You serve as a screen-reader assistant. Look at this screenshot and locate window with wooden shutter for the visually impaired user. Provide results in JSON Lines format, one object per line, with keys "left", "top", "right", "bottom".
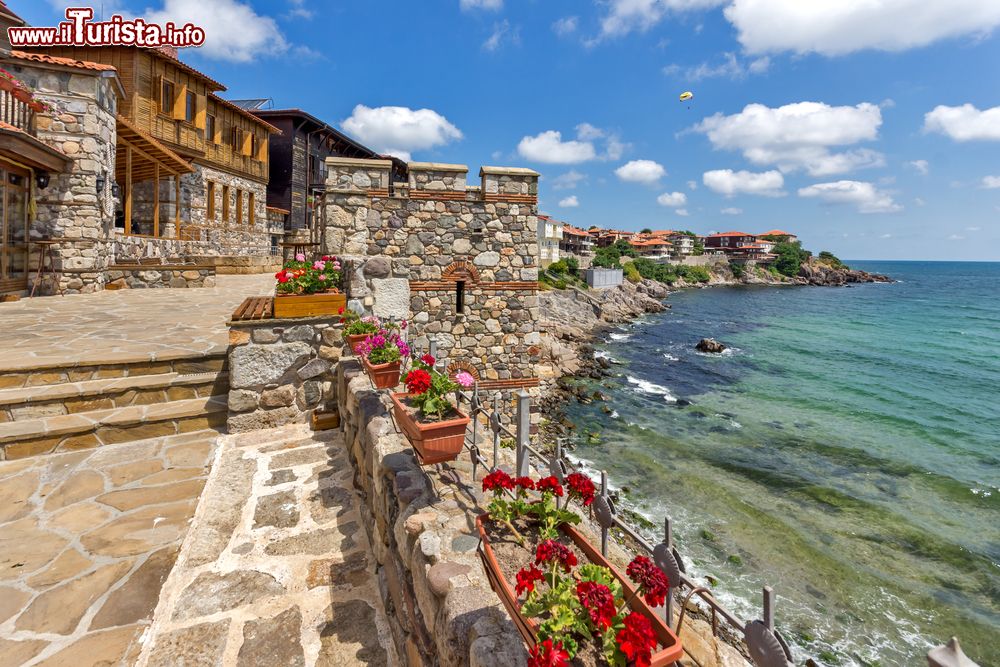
{"left": 222, "top": 185, "right": 230, "bottom": 223}
{"left": 236, "top": 189, "right": 243, "bottom": 225}
{"left": 206, "top": 114, "right": 216, "bottom": 143}
{"left": 257, "top": 133, "right": 268, "bottom": 162}
{"left": 160, "top": 77, "right": 173, "bottom": 115}
{"left": 194, "top": 94, "right": 207, "bottom": 130}
{"left": 185, "top": 91, "right": 196, "bottom": 122}
{"left": 242, "top": 130, "right": 253, "bottom": 157}
{"left": 248, "top": 192, "right": 255, "bottom": 226}
{"left": 172, "top": 83, "right": 187, "bottom": 120}
{"left": 206, "top": 181, "right": 215, "bottom": 220}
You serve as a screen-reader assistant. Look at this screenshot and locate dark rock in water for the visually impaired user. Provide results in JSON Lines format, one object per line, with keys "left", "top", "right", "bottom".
{"left": 675, "top": 399, "right": 692, "bottom": 407}
{"left": 805, "top": 584, "right": 828, "bottom": 600}
{"left": 601, "top": 405, "right": 613, "bottom": 415}
{"left": 696, "top": 338, "right": 727, "bottom": 353}
{"left": 596, "top": 356, "right": 612, "bottom": 369}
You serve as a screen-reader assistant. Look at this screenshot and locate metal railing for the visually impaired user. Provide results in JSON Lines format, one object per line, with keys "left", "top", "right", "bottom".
{"left": 399, "top": 338, "right": 798, "bottom": 667}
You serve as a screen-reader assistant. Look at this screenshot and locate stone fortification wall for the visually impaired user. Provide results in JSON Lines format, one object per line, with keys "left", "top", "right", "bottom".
{"left": 104, "top": 265, "right": 216, "bottom": 290}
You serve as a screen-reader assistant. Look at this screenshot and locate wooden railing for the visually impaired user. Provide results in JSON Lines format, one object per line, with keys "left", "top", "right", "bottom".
{"left": 0, "top": 88, "right": 36, "bottom": 135}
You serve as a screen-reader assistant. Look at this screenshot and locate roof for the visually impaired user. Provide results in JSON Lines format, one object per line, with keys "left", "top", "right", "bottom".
{"left": 630, "top": 239, "right": 670, "bottom": 246}
{"left": 152, "top": 48, "right": 226, "bottom": 92}
{"left": 759, "top": 229, "right": 795, "bottom": 237}
{"left": 0, "top": 0, "right": 23, "bottom": 24}
{"left": 562, "top": 225, "right": 593, "bottom": 238}
{"left": 708, "top": 231, "right": 755, "bottom": 238}
{"left": 116, "top": 114, "right": 194, "bottom": 176}
{"left": 0, "top": 120, "right": 71, "bottom": 172}
{"left": 210, "top": 94, "right": 281, "bottom": 134}
{"left": 230, "top": 98, "right": 272, "bottom": 111}
{"left": 8, "top": 50, "right": 117, "bottom": 73}
{"left": 252, "top": 108, "right": 384, "bottom": 155}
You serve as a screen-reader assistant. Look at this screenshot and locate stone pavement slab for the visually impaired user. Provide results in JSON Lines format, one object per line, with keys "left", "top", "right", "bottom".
{"left": 138, "top": 424, "right": 397, "bottom": 667}
{"left": 0, "top": 274, "right": 273, "bottom": 373}
{"left": 0, "top": 430, "right": 219, "bottom": 666}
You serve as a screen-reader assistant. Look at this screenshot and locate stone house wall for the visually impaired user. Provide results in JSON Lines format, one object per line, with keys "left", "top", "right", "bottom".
{"left": 17, "top": 63, "right": 119, "bottom": 295}
{"left": 322, "top": 159, "right": 542, "bottom": 414}
{"left": 105, "top": 265, "right": 216, "bottom": 290}
{"left": 226, "top": 317, "right": 342, "bottom": 434}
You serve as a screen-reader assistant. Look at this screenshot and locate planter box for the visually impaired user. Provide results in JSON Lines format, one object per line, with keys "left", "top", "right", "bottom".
{"left": 345, "top": 333, "right": 370, "bottom": 354}
{"left": 362, "top": 357, "right": 401, "bottom": 390}
{"left": 476, "top": 515, "right": 684, "bottom": 666}
{"left": 390, "top": 392, "right": 470, "bottom": 465}
{"left": 312, "top": 410, "right": 340, "bottom": 431}
{"left": 273, "top": 292, "right": 346, "bottom": 319}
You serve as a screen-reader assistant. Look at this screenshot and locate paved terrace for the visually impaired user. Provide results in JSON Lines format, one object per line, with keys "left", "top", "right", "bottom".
{"left": 0, "top": 274, "right": 273, "bottom": 373}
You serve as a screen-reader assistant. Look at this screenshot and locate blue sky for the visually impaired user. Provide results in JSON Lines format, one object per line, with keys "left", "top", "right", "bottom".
{"left": 21, "top": 1, "right": 1000, "bottom": 260}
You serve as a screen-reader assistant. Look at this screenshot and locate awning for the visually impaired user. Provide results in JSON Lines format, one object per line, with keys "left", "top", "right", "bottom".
{"left": 115, "top": 114, "right": 193, "bottom": 183}
{"left": 0, "top": 121, "right": 70, "bottom": 173}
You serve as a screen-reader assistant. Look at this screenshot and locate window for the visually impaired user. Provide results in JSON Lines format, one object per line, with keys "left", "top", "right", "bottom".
{"left": 206, "top": 114, "right": 216, "bottom": 143}
{"left": 206, "top": 181, "right": 215, "bottom": 221}
{"left": 185, "top": 91, "right": 196, "bottom": 122}
{"left": 235, "top": 189, "right": 243, "bottom": 225}
{"left": 222, "top": 185, "right": 230, "bottom": 223}
{"left": 161, "top": 80, "right": 174, "bottom": 114}
{"left": 248, "top": 192, "right": 255, "bottom": 227}
{"left": 250, "top": 134, "right": 257, "bottom": 158}
{"left": 230, "top": 126, "right": 242, "bottom": 153}
{"left": 456, "top": 281, "right": 465, "bottom": 314}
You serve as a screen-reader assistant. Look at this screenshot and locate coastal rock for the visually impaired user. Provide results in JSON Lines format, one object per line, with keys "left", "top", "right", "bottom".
{"left": 798, "top": 258, "right": 891, "bottom": 286}
{"left": 696, "top": 338, "right": 727, "bottom": 354}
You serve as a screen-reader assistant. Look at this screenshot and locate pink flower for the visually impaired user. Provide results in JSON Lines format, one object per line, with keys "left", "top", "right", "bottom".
{"left": 318, "top": 274, "right": 327, "bottom": 281}
{"left": 295, "top": 253, "right": 305, "bottom": 262}
{"left": 455, "top": 372, "right": 475, "bottom": 388}
{"left": 313, "top": 260, "right": 326, "bottom": 271}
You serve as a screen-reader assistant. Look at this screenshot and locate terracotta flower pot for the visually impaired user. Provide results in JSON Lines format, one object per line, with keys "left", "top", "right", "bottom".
{"left": 362, "top": 357, "right": 401, "bottom": 389}
{"left": 390, "top": 392, "right": 470, "bottom": 465}
{"left": 476, "top": 515, "right": 684, "bottom": 666}
{"left": 272, "top": 292, "right": 345, "bottom": 319}
{"left": 345, "top": 333, "right": 369, "bottom": 354}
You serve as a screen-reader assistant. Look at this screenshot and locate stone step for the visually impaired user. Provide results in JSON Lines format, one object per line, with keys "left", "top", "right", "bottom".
{"left": 0, "top": 371, "right": 227, "bottom": 422}
{"left": 0, "top": 351, "right": 228, "bottom": 391}
{"left": 0, "top": 395, "right": 229, "bottom": 461}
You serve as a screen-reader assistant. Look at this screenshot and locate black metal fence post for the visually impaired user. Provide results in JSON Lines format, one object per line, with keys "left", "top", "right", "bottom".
{"left": 515, "top": 390, "right": 531, "bottom": 477}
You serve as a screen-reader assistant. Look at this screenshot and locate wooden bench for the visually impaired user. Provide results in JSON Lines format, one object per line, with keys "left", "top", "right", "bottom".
{"left": 231, "top": 296, "right": 274, "bottom": 322}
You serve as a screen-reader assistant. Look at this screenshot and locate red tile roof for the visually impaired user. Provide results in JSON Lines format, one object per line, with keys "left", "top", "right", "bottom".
{"left": 562, "top": 225, "right": 593, "bottom": 238}
{"left": 708, "top": 231, "right": 754, "bottom": 237}
{"left": 759, "top": 229, "right": 795, "bottom": 237}
{"left": 8, "top": 50, "right": 117, "bottom": 72}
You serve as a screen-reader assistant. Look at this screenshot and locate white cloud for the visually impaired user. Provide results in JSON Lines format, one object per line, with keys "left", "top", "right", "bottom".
{"left": 553, "top": 16, "right": 578, "bottom": 36}
{"left": 693, "top": 101, "right": 884, "bottom": 176}
{"left": 724, "top": 0, "right": 1000, "bottom": 56}
{"left": 925, "top": 105, "right": 1000, "bottom": 142}
{"left": 703, "top": 169, "right": 785, "bottom": 197}
{"left": 483, "top": 20, "right": 519, "bottom": 51}
{"left": 143, "top": 0, "right": 288, "bottom": 62}
{"left": 967, "top": 226, "right": 981, "bottom": 232}
{"left": 342, "top": 105, "right": 462, "bottom": 160}
{"left": 798, "top": 180, "right": 902, "bottom": 214}
{"left": 914, "top": 197, "right": 926, "bottom": 206}
{"left": 720, "top": 207, "right": 743, "bottom": 215}
{"left": 686, "top": 180, "right": 698, "bottom": 190}
{"left": 657, "top": 191, "right": 687, "bottom": 207}
{"left": 948, "top": 234, "right": 965, "bottom": 241}
{"left": 576, "top": 123, "right": 605, "bottom": 140}
{"left": 604, "top": 136, "right": 627, "bottom": 161}
{"left": 460, "top": 0, "right": 502, "bottom": 10}
{"left": 551, "top": 170, "right": 587, "bottom": 190}
{"left": 558, "top": 196, "right": 580, "bottom": 208}
{"left": 665, "top": 52, "right": 769, "bottom": 81}
{"left": 518, "top": 131, "right": 597, "bottom": 164}
{"left": 675, "top": 209, "right": 690, "bottom": 217}
{"left": 616, "top": 159, "right": 667, "bottom": 184}
{"left": 598, "top": 0, "right": 727, "bottom": 39}
{"left": 906, "top": 159, "right": 929, "bottom": 175}
{"left": 880, "top": 233, "right": 892, "bottom": 239}
{"left": 286, "top": 0, "right": 312, "bottom": 19}
{"left": 981, "top": 176, "right": 1000, "bottom": 189}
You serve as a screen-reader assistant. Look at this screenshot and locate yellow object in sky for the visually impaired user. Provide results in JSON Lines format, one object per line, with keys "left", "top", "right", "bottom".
{"left": 679, "top": 91, "right": 693, "bottom": 102}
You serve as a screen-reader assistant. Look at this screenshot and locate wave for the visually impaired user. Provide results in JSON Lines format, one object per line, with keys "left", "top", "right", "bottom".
{"left": 609, "top": 332, "right": 632, "bottom": 342}
{"left": 663, "top": 353, "right": 679, "bottom": 362}
{"left": 626, "top": 376, "right": 678, "bottom": 403}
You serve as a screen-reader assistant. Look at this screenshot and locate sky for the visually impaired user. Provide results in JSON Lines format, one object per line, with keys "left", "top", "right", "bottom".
{"left": 19, "top": 0, "right": 1000, "bottom": 260}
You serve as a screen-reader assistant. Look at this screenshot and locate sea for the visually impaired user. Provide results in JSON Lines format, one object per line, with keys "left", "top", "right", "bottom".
{"left": 561, "top": 261, "right": 1000, "bottom": 666}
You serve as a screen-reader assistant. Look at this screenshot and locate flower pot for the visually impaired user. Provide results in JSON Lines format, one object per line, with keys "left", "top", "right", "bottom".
{"left": 12, "top": 88, "right": 31, "bottom": 103}
{"left": 272, "top": 292, "right": 346, "bottom": 319}
{"left": 362, "top": 357, "right": 401, "bottom": 389}
{"left": 390, "top": 392, "right": 470, "bottom": 465}
{"left": 345, "top": 333, "right": 369, "bottom": 354}
{"left": 475, "top": 515, "right": 684, "bottom": 666}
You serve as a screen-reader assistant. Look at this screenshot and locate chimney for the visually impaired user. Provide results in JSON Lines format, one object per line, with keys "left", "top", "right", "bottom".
{"left": 155, "top": 45, "right": 179, "bottom": 60}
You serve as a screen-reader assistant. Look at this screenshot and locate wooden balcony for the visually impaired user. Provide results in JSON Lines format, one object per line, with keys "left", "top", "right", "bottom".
{"left": 0, "top": 87, "right": 36, "bottom": 136}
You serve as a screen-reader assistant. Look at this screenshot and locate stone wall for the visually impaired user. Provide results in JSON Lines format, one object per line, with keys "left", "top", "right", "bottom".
{"left": 104, "top": 265, "right": 216, "bottom": 290}
{"left": 226, "top": 317, "right": 342, "bottom": 433}
{"left": 322, "top": 159, "right": 542, "bottom": 406}
{"left": 336, "top": 357, "right": 527, "bottom": 667}
{"left": 19, "top": 63, "right": 119, "bottom": 295}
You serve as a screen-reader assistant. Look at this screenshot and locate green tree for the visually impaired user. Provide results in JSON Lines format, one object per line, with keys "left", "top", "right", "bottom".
{"left": 772, "top": 241, "right": 811, "bottom": 277}
{"left": 640, "top": 228, "right": 652, "bottom": 234}
{"left": 623, "top": 262, "right": 641, "bottom": 283}
{"left": 817, "top": 251, "right": 847, "bottom": 269}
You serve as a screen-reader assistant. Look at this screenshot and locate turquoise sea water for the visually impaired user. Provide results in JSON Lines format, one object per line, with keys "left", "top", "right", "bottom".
{"left": 562, "top": 261, "right": 999, "bottom": 666}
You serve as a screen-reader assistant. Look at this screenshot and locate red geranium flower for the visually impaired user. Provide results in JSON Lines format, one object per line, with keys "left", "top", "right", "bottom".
{"left": 404, "top": 368, "right": 432, "bottom": 395}
{"left": 338, "top": 306, "right": 345, "bottom": 315}
{"left": 536, "top": 476, "right": 564, "bottom": 497}
{"left": 420, "top": 354, "right": 436, "bottom": 367}
{"left": 565, "top": 472, "right": 596, "bottom": 507}
{"left": 626, "top": 556, "right": 670, "bottom": 608}
{"left": 516, "top": 565, "right": 544, "bottom": 596}
{"left": 275, "top": 270, "right": 290, "bottom": 283}
{"left": 617, "top": 612, "right": 657, "bottom": 667}
{"left": 535, "top": 539, "right": 577, "bottom": 572}
{"left": 482, "top": 469, "right": 514, "bottom": 493}
{"left": 576, "top": 581, "right": 617, "bottom": 631}
{"left": 514, "top": 476, "right": 536, "bottom": 491}
{"left": 528, "top": 638, "right": 569, "bottom": 667}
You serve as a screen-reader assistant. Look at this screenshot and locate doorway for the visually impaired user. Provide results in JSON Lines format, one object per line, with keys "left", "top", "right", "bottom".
{"left": 0, "top": 162, "right": 29, "bottom": 294}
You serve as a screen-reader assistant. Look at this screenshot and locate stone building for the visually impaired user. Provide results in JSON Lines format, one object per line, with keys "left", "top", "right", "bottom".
{"left": 321, "top": 158, "right": 542, "bottom": 407}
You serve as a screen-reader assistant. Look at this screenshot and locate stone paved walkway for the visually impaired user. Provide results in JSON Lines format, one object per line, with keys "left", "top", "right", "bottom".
{"left": 0, "top": 274, "right": 273, "bottom": 372}
{"left": 138, "top": 424, "right": 396, "bottom": 667}
{"left": 0, "top": 430, "right": 218, "bottom": 666}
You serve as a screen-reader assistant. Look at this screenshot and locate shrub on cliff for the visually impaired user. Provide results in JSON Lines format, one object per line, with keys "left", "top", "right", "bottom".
{"left": 773, "top": 241, "right": 812, "bottom": 277}
{"left": 678, "top": 265, "right": 710, "bottom": 283}
{"left": 624, "top": 262, "right": 641, "bottom": 283}
{"left": 817, "top": 251, "right": 847, "bottom": 269}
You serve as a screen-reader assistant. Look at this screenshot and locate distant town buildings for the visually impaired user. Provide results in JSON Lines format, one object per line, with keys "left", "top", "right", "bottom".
{"left": 537, "top": 214, "right": 563, "bottom": 268}
{"left": 559, "top": 224, "right": 595, "bottom": 256}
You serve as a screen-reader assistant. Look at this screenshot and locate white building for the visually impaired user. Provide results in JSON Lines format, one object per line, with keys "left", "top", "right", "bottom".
{"left": 669, "top": 233, "right": 695, "bottom": 258}
{"left": 537, "top": 214, "right": 563, "bottom": 268}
